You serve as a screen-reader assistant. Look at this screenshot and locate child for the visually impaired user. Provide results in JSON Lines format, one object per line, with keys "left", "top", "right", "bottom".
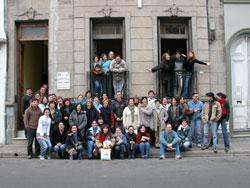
{"left": 91, "top": 64, "right": 104, "bottom": 95}
{"left": 177, "top": 119, "right": 192, "bottom": 151}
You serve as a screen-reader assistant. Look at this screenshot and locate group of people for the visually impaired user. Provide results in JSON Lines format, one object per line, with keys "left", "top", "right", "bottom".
{"left": 22, "top": 82, "right": 230, "bottom": 160}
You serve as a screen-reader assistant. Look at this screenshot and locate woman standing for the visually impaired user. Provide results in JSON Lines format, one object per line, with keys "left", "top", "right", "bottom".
{"left": 101, "top": 53, "right": 112, "bottom": 98}
{"left": 123, "top": 98, "right": 140, "bottom": 133}
{"left": 36, "top": 108, "right": 52, "bottom": 160}
{"left": 60, "top": 98, "right": 74, "bottom": 130}
{"left": 182, "top": 51, "right": 210, "bottom": 98}
{"left": 99, "top": 99, "right": 114, "bottom": 131}
{"left": 69, "top": 103, "right": 88, "bottom": 138}
{"left": 66, "top": 125, "right": 84, "bottom": 160}
{"left": 136, "top": 125, "right": 151, "bottom": 159}
{"left": 168, "top": 97, "right": 185, "bottom": 131}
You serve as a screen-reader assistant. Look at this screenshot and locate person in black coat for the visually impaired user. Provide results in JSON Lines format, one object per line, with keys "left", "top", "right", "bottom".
{"left": 147, "top": 52, "right": 175, "bottom": 97}
{"left": 60, "top": 98, "right": 74, "bottom": 130}
{"left": 83, "top": 100, "right": 98, "bottom": 130}
{"left": 99, "top": 99, "right": 114, "bottom": 131}
{"left": 21, "top": 88, "right": 33, "bottom": 137}
{"left": 112, "top": 91, "right": 127, "bottom": 133}
{"left": 168, "top": 97, "right": 185, "bottom": 131}
{"left": 125, "top": 125, "right": 138, "bottom": 159}
{"left": 54, "top": 122, "right": 67, "bottom": 159}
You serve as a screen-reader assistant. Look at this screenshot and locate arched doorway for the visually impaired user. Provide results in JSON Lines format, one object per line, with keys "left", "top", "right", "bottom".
{"left": 230, "top": 35, "right": 250, "bottom": 130}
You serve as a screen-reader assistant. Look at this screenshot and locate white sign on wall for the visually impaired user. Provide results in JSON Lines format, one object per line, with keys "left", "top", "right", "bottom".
{"left": 57, "top": 72, "right": 70, "bottom": 90}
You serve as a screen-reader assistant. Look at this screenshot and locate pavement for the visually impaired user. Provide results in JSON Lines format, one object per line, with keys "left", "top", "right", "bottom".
{"left": 0, "top": 138, "right": 249, "bottom": 159}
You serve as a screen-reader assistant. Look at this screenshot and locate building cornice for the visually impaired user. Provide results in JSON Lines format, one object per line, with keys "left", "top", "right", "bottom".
{"left": 224, "top": 0, "right": 250, "bottom": 4}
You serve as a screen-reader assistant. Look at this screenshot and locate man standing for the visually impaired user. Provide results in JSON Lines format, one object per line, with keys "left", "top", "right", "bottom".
{"left": 216, "top": 92, "right": 230, "bottom": 152}
{"left": 24, "top": 98, "right": 42, "bottom": 159}
{"left": 112, "top": 91, "right": 127, "bottom": 133}
{"left": 21, "top": 88, "right": 33, "bottom": 137}
{"left": 159, "top": 124, "right": 182, "bottom": 159}
{"left": 187, "top": 93, "right": 203, "bottom": 148}
{"left": 110, "top": 55, "right": 127, "bottom": 97}
{"left": 201, "top": 92, "right": 222, "bottom": 153}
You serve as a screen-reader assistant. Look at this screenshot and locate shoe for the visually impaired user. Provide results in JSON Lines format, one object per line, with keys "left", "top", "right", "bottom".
{"left": 40, "top": 156, "right": 45, "bottom": 160}
{"left": 201, "top": 145, "right": 208, "bottom": 150}
{"left": 175, "top": 155, "right": 182, "bottom": 159}
{"left": 28, "top": 155, "right": 32, "bottom": 159}
{"left": 131, "top": 155, "right": 135, "bottom": 159}
{"left": 213, "top": 147, "right": 218, "bottom": 153}
{"left": 189, "top": 143, "right": 193, "bottom": 148}
{"left": 159, "top": 155, "right": 165, "bottom": 160}
{"left": 197, "top": 144, "right": 201, "bottom": 148}
{"left": 88, "top": 157, "right": 92, "bottom": 160}
{"left": 47, "top": 156, "right": 51, "bottom": 160}
{"left": 225, "top": 148, "right": 229, "bottom": 152}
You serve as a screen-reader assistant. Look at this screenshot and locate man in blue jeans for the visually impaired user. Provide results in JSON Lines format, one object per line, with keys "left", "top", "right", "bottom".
{"left": 201, "top": 92, "right": 222, "bottom": 153}
{"left": 187, "top": 93, "right": 203, "bottom": 148}
{"left": 160, "top": 124, "right": 182, "bottom": 159}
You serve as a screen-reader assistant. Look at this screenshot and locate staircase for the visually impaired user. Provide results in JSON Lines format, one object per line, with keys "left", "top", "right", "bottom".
{"left": 12, "top": 130, "right": 27, "bottom": 145}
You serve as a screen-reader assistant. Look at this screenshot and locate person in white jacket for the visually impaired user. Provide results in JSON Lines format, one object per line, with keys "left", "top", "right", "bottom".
{"left": 36, "top": 108, "right": 52, "bottom": 160}
{"left": 123, "top": 98, "right": 140, "bottom": 134}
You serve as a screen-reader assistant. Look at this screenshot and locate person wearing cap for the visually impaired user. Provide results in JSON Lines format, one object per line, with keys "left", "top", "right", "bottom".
{"left": 201, "top": 92, "right": 222, "bottom": 153}
{"left": 216, "top": 92, "right": 230, "bottom": 152}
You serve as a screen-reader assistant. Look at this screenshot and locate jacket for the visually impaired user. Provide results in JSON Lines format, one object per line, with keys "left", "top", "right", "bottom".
{"left": 61, "top": 105, "right": 74, "bottom": 129}
{"left": 136, "top": 132, "right": 151, "bottom": 144}
{"left": 99, "top": 106, "right": 115, "bottom": 128}
{"left": 86, "top": 127, "right": 101, "bottom": 141}
{"left": 160, "top": 130, "right": 181, "bottom": 146}
{"left": 151, "top": 59, "right": 175, "bottom": 78}
{"left": 123, "top": 106, "right": 140, "bottom": 130}
{"left": 21, "top": 94, "right": 33, "bottom": 115}
{"left": 138, "top": 104, "right": 158, "bottom": 131}
{"left": 69, "top": 110, "right": 88, "bottom": 136}
{"left": 202, "top": 100, "right": 222, "bottom": 123}
{"left": 167, "top": 105, "right": 185, "bottom": 130}
{"left": 110, "top": 59, "right": 127, "bottom": 80}
{"left": 91, "top": 68, "right": 104, "bottom": 81}
{"left": 114, "top": 134, "right": 127, "bottom": 146}
{"left": 219, "top": 99, "right": 230, "bottom": 121}
{"left": 84, "top": 106, "right": 98, "bottom": 129}
{"left": 51, "top": 108, "right": 63, "bottom": 130}
{"left": 37, "top": 115, "right": 51, "bottom": 136}
{"left": 54, "top": 129, "right": 67, "bottom": 144}
{"left": 177, "top": 125, "right": 192, "bottom": 142}
{"left": 24, "top": 106, "right": 42, "bottom": 129}
{"left": 183, "top": 58, "right": 207, "bottom": 72}
{"left": 112, "top": 99, "right": 127, "bottom": 119}
{"left": 155, "top": 107, "right": 169, "bottom": 130}
{"left": 66, "top": 133, "right": 83, "bottom": 151}
{"left": 125, "top": 132, "right": 137, "bottom": 143}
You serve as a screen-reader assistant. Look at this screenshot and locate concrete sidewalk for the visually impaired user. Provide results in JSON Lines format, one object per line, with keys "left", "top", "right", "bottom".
{"left": 0, "top": 140, "right": 249, "bottom": 159}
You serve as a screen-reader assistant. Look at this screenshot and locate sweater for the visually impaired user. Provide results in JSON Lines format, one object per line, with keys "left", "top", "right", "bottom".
{"left": 160, "top": 130, "right": 181, "bottom": 146}
{"left": 136, "top": 132, "right": 151, "bottom": 144}
{"left": 37, "top": 115, "right": 51, "bottom": 136}
{"left": 99, "top": 106, "right": 114, "bottom": 127}
{"left": 24, "top": 106, "right": 42, "bottom": 129}
{"left": 183, "top": 59, "right": 207, "bottom": 72}
{"left": 177, "top": 125, "right": 192, "bottom": 142}
{"left": 110, "top": 59, "right": 127, "bottom": 80}
{"left": 101, "top": 59, "right": 111, "bottom": 73}
{"left": 123, "top": 106, "right": 140, "bottom": 130}
{"left": 138, "top": 104, "right": 158, "bottom": 130}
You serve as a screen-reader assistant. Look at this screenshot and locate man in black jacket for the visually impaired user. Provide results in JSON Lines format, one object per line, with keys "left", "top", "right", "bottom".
{"left": 112, "top": 91, "right": 127, "bottom": 133}
{"left": 21, "top": 88, "right": 33, "bottom": 138}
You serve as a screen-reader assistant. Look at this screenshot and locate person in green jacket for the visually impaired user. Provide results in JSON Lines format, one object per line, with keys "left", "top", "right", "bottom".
{"left": 160, "top": 123, "right": 182, "bottom": 160}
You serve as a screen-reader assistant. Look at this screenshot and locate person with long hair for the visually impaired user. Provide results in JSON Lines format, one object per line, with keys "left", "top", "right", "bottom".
{"left": 136, "top": 125, "right": 151, "bottom": 159}
{"left": 36, "top": 108, "right": 52, "bottom": 160}
{"left": 182, "top": 51, "right": 210, "bottom": 98}
{"left": 66, "top": 125, "right": 84, "bottom": 160}
{"left": 96, "top": 124, "right": 115, "bottom": 158}
{"left": 83, "top": 90, "right": 93, "bottom": 105}
{"left": 113, "top": 127, "right": 127, "bottom": 159}
{"left": 61, "top": 98, "right": 74, "bottom": 130}
{"left": 167, "top": 97, "right": 185, "bottom": 131}
{"left": 38, "top": 96, "right": 48, "bottom": 113}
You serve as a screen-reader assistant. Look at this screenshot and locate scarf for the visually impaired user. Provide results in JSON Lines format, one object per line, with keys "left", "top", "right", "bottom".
{"left": 219, "top": 98, "right": 226, "bottom": 116}
{"left": 128, "top": 105, "right": 135, "bottom": 122}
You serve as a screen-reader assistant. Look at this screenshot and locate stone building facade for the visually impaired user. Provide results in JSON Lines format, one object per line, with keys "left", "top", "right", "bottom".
{"left": 6, "top": 0, "right": 226, "bottom": 143}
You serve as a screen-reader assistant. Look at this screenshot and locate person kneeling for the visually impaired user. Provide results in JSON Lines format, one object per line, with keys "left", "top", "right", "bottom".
{"left": 160, "top": 124, "right": 182, "bottom": 160}
{"left": 125, "top": 126, "right": 138, "bottom": 159}
{"left": 66, "top": 125, "right": 84, "bottom": 160}
{"left": 113, "top": 127, "right": 127, "bottom": 160}
{"left": 86, "top": 120, "right": 101, "bottom": 159}
{"left": 177, "top": 119, "right": 192, "bottom": 151}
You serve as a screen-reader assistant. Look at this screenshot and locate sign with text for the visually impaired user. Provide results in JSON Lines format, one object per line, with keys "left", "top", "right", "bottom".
{"left": 57, "top": 72, "right": 70, "bottom": 90}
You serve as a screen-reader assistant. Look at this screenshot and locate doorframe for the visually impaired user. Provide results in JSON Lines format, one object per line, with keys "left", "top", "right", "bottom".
{"left": 226, "top": 28, "right": 250, "bottom": 134}
{"left": 16, "top": 22, "right": 48, "bottom": 131}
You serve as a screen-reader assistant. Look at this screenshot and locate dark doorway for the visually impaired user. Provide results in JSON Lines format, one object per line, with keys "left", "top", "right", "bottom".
{"left": 161, "top": 39, "right": 187, "bottom": 57}
{"left": 94, "top": 39, "right": 123, "bottom": 59}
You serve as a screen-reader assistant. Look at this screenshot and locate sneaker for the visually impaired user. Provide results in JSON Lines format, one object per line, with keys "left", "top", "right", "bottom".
{"left": 40, "top": 156, "right": 45, "bottom": 160}
{"left": 159, "top": 155, "right": 165, "bottom": 160}
{"left": 175, "top": 155, "right": 182, "bottom": 159}
{"left": 213, "top": 147, "right": 218, "bottom": 153}
{"left": 201, "top": 145, "right": 208, "bottom": 150}
{"left": 225, "top": 148, "right": 229, "bottom": 152}
{"left": 47, "top": 156, "right": 51, "bottom": 160}
{"left": 197, "top": 144, "right": 201, "bottom": 148}
{"left": 27, "top": 155, "right": 32, "bottom": 159}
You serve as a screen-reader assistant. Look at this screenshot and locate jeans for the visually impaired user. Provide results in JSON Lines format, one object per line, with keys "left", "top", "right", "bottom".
{"left": 27, "top": 128, "right": 40, "bottom": 157}
{"left": 87, "top": 141, "right": 97, "bottom": 158}
{"left": 115, "top": 121, "right": 125, "bottom": 134}
{"left": 126, "top": 143, "right": 138, "bottom": 158}
{"left": 139, "top": 142, "right": 150, "bottom": 158}
{"left": 182, "top": 141, "right": 191, "bottom": 151}
{"left": 113, "top": 144, "right": 125, "bottom": 159}
{"left": 94, "top": 80, "right": 103, "bottom": 95}
{"left": 182, "top": 72, "right": 192, "bottom": 99}
{"left": 113, "top": 79, "right": 125, "bottom": 97}
{"left": 204, "top": 121, "right": 218, "bottom": 148}
{"left": 160, "top": 143, "right": 180, "bottom": 156}
{"left": 174, "top": 72, "right": 183, "bottom": 96}
{"left": 190, "top": 119, "right": 202, "bottom": 144}
{"left": 68, "top": 145, "right": 83, "bottom": 160}
{"left": 54, "top": 144, "right": 66, "bottom": 158}
{"left": 36, "top": 133, "right": 52, "bottom": 157}
{"left": 218, "top": 117, "right": 230, "bottom": 150}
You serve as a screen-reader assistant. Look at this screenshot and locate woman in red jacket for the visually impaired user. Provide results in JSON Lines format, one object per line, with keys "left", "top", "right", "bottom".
{"left": 136, "top": 125, "right": 151, "bottom": 159}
